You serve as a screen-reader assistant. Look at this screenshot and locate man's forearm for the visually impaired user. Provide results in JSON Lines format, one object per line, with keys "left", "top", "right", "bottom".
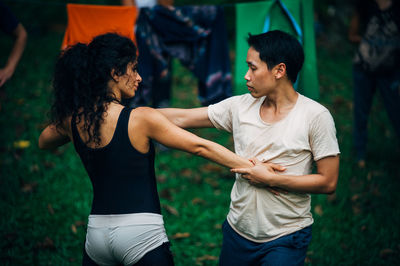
{"left": 267, "top": 173, "right": 337, "bottom": 194}
{"left": 6, "top": 24, "right": 27, "bottom": 71}
{"left": 232, "top": 156, "right": 339, "bottom": 194}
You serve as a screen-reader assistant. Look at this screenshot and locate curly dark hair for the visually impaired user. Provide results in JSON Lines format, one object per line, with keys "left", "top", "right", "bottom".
{"left": 50, "top": 33, "right": 137, "bottom": 146}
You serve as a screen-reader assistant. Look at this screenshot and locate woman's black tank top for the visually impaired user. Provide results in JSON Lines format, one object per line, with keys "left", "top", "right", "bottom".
{"left": 71, "top": 107, "right": 161, "bottom": 215}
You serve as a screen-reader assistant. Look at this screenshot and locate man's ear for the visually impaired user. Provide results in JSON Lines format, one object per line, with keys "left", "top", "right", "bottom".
{"left": 274, "top": 63, "right": 287, "bottom": 79}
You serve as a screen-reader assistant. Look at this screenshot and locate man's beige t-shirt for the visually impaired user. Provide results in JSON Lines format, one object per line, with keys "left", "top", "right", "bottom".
{"left": 208, "top": 93, "right": 340, "bottom": 242}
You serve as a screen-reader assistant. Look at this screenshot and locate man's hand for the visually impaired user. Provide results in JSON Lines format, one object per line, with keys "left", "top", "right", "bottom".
{"left": 0, "top": 67, "right": 14, "bottom": 87}
{"left": 231, "top": 158, "right": 287, "bottom": 195}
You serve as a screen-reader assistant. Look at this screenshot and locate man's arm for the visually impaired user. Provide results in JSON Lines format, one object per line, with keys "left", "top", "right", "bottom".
{"left": 348, "top": 9, "right": 361, "bottom": 43}
{"left": 158, "top": 107, "right": 214, "bottom": 128}
{"left": 232, "top": 156, "right": 339, "bottom": 194}
{"left": 0, "top": 23, "right": 27, "bottom": 87}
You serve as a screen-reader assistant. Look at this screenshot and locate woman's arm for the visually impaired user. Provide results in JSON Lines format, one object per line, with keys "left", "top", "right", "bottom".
{"left": 158, "top": 107, "right": 213, "bottom": 129}
{"left": 38, "top": 124, "right": 70, "bottom": 150}
{"left": 134, "top": 107, "right": 252, "bottom": 169}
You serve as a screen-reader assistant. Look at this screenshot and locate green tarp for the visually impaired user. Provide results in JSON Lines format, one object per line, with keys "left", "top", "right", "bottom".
{"left": 235, "top": 0, "right": 319, "bottom": 99}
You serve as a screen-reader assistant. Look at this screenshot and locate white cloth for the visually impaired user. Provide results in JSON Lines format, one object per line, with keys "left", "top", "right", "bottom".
{"left": 85, "top": 213, "right": 169, "bottom": 265}
{"left": 208, "top": 93, "right": 340, "bottom": 242}
{"left": 135, "top": 0, "right": 157, "bottom": 8}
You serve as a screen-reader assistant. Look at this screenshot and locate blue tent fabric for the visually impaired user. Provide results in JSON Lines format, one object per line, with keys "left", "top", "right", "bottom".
{"left": 235, "top": 0, "right": 319, "bottom": 99}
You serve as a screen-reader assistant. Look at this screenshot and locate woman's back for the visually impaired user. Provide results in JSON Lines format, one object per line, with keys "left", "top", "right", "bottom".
{"left": 71, "top": 105, "right": 161, "bottom": 215}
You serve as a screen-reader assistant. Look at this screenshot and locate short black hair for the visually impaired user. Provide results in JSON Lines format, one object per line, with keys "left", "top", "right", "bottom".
{"left": 247, "top": 30, "right": 304, "bottom": 83}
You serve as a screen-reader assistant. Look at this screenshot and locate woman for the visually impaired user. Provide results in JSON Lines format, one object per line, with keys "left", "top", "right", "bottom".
{"left": 38, "top": 33, "right": 252, "bottom": 265}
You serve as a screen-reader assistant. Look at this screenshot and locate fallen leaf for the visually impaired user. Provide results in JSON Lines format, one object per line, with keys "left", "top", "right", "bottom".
{"left": 352, "top": 205, "right": 361, "bottom": 215}
{"left": 180, "top": 169, "right": 193, "bottom": 178}
{"left": 351, "top": 194, "right": 360, "bottom": 202}
{"left": 214, "top": 223, "right": 222, "bottom": 230}
{"left": 13, "top": 140, "right": 30, "bottom": 149}
{"left": 35, "top": 237, "right": 55, "bottom": 250}
{"left": 51, "top": 148, "right": 64, "bottom": 156}
{"left": 304, "top": 257, "right": 312, "bottom": 263}
{"left": 206, "top": 242, "right": 217, "bottom": 248}
{"left": 192, "top": 175, "right": 202, "bottom": 184}
{"left": 71, "top": 224, "right": 77, "bottom": 234}
{"left": 196, "top": 255, "right": 218, "bottom": 263}
{"left": 75, "top": 221, "right": 86, "bottom": 227}
{"left": 327, "top": 193, "right": 337, "bottom": 203}
{"left": 379, "top": 248, "right": 394, "bottom": 258}
{"left": 161, "top": 204, "right": 179, "bottom": 216}
{"left": 370, "top": 187, "right": 381, "bottom": 197}
{"left": 314, "top": 205, "right": 323, "bottom": 216}
{"left": 21, "top": 181, "right": 38, "bottom": 193}
{"left": 202, "top": 164, "right": 224, "bottom": 173}
{"left": 171, "top": 232, "right": 190, "bottom": 239}
{"left": 341, "top": 243, "right": 349, "bottom": 250}
{"left": 29, "top": 164, "right": 39, "bottom": 173}
{"left": 157, "top": 174, "right": 167, "bottom": 183}
{"left": 17, "top": 98, "right": 25, "bottom": 105}
{"left": 160, "top": 189, "right": 173, "bottom": 201}
{"left": 205, "top": 178, "right": 219, "bottom": 188}
{"left": 367, "top": 172, "right": 372, "bottom": 181}
{"left": 47, "top": 204, "right": 55, "bottom": 215}
{"left": 191, "top": 197, "right": 205, "bottom": 205}
{"left": 43, "top": 161, "right": 55, "bottom": 169}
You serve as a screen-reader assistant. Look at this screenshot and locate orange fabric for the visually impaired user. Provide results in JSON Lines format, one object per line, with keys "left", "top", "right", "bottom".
{"left": 62, "top": 4, "right": 138, "bottom": 50}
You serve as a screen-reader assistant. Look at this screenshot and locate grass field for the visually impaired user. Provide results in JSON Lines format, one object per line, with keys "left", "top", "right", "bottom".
{"left": 1, "top": 1, "right": 400, "bottom": 265}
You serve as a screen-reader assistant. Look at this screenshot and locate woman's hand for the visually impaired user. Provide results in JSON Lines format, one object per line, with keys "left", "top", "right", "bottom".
{"left": 231, "top": 158, "right": 287, "bottom": 195}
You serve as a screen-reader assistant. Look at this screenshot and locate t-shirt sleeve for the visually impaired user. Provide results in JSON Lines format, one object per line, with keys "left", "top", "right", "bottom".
{"left": 0, "top": 2, "right": 19, "bottom": 35}
{"left": 309, "top": 110, "right": 340, "bottom": 161}
{"left": 208, "top": 96, "right": 237, "bottom": 133}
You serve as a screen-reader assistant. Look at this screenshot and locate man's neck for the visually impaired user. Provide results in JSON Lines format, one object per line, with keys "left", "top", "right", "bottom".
{"left": 263, "top": 82, "right": 297, "bottom": 109}
{"left": 259, "top": 82, "right": 298, "bottom": 123}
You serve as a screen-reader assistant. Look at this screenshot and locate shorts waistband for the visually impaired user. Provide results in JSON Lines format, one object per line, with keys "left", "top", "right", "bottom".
{"left": 88, "top": 212, "right": 164, "bottom": 228}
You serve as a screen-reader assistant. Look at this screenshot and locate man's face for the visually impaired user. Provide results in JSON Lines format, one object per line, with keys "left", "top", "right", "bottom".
{"left": 244, "top": 46, "right": 276, "bottom": 98}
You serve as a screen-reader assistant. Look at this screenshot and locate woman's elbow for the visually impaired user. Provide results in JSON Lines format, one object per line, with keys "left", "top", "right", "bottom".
{"left": 38, "top": 135, "right": 49, "bottom": 150}
{"left": 190, "top": 142, "right": 211, "bottom": 158}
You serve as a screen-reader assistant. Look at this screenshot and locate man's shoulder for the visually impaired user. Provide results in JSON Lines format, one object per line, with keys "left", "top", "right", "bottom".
{"left": 213, "top": 93, "right": 258, "bottom": 107}
{"left": 298, "top": 94, "right": 330, "bottom": 115}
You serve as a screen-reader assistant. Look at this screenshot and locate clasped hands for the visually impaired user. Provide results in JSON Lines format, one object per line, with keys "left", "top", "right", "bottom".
{"left": 231, "top": 158, "right": 287, "bottom": 195}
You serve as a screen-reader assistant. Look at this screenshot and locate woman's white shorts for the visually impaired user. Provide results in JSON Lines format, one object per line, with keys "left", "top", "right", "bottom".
{"left": 85, "top": 212, "right": 169, "bottom": 266}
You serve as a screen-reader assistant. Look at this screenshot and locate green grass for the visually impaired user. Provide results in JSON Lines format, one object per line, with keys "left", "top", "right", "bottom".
{"left": 1, "top": 2, "right": 400, "bottom": 265}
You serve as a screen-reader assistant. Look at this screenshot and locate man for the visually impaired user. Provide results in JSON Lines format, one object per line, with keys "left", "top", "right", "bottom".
{"left": 160, "top": 30, "right": 340, "bottom": 265}
{"left": 0, "top": 1, "right": 27, "bottom": 87}
{"left": 348, "top": 0, "right": 400, "bottom": 168}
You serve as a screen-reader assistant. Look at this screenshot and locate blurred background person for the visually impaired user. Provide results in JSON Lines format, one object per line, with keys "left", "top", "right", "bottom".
{"left": 122, "top": 0, "right": 174, "bottom": 9}
{"left": 348, "top": 0, "right": 400, "bottom": 168}
{"left": 0, "top": 1, "right": 27, "bottom": 87}
{"left": 122, "top": 0, "right": 174, "bottom": 109}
